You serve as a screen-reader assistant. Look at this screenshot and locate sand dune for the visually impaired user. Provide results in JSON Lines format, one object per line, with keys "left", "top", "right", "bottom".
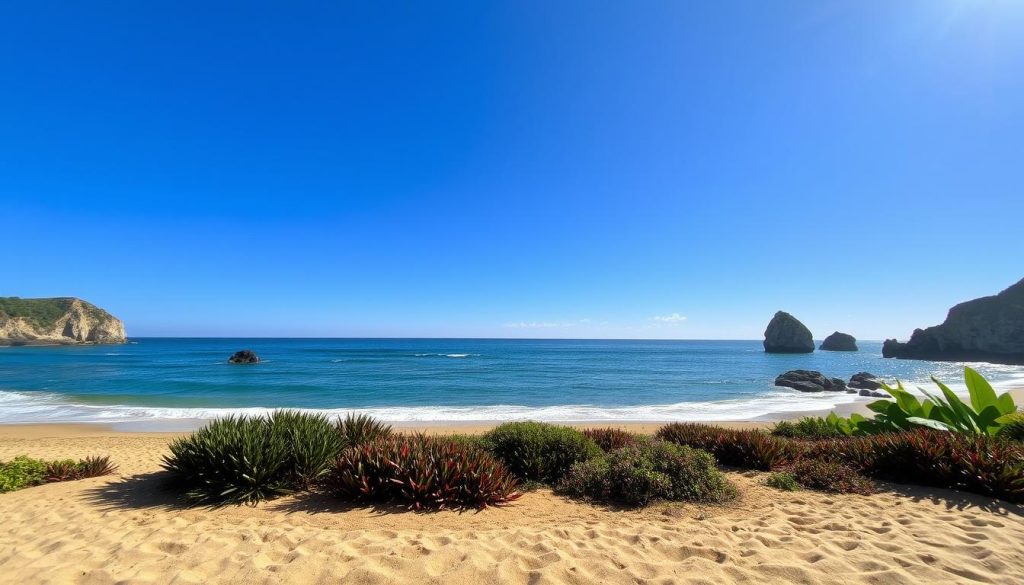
{"left": 1, "top": 429, "right": 1023, "bottom": 584}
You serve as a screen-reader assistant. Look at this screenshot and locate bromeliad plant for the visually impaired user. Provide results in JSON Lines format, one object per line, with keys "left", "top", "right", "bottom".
{"left": 326, "top": 434, "right": 521, "bottom": 509}
{"left": 829, "top": 367, "right": 1018, "bottom": 436}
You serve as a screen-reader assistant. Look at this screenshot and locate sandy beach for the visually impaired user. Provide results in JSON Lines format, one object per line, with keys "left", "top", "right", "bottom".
{"left": 1, "top": 422, "right": 1023, "bottom": 585}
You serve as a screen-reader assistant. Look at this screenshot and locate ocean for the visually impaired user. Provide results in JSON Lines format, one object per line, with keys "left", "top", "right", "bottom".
{"left": 1, "top": 338, "right": 1022, "bottom": 427}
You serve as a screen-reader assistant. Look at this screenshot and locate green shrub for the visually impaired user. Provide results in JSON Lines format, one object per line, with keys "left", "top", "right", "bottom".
{"left": 337, "top": 413, "right": 393, "bottom": 448}
{"left": 771, "top": 417, "right": 846, "bottom": 439}
{"left": 482, "top": 422, "right": 602, "bottom": 484}
{"left": 997, "top": 412, "right": 1024, "bottom": 442}
{"left": 764, "top": 471, "right": 800, "bottom": 491}
{"left": 655, "top": 423, "right": 796, "bottom": 470}
{"left": 583, "top": 428, "right": 640, "bottom": 452}
{"left": 0, "top": 456, "right": 48, "bottom": 493}
{"left": 163, "top": 415, "right": 293, "bottom": 505}
{"left": 788, "top": 459, "right": 875, "bottom": 495}
{"left": 270, "top": 411, "right": 342, "bottom": 489}
{"left": 0, "top": 455, "right": 116, "bottom": 493}
{"left": 326, "top": 434, "right": 521, "bottom": 509}
{"left": 556, "top": 440, "right": 736, "bottom": 507}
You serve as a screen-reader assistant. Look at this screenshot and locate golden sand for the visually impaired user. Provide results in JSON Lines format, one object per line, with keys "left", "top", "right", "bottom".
{"left": 1, "top": 424, "right": 1023, "bottom": 584}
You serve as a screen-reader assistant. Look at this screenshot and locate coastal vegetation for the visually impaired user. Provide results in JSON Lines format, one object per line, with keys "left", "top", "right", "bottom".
{"left": 555, "top": 438, "right": 736, "bottom": 506}
{"left": 0, "top": 455, "right": 116, "bottom": 493}
{"left": 160, "top": 368, "right": 1024, "bottom": 509}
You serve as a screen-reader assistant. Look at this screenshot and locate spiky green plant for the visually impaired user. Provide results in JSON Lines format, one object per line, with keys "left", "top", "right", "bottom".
{"left": 163, "top": 415, "right": 292, "bottom": 506}
{"left": 77, "top": 455, "right": 117, "bottom": 478}
{"left": 269, "top": 410, "right": 342, "bottom": 489}
{"left": 655, "top": 423, "right": 797, "bottom": 470}
{"left": 336, "top": 413, "right": 393, "bottom": 448}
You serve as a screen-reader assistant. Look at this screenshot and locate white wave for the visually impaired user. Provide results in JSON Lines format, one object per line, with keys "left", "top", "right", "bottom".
{"left": 0, "top": 388, "right": 866, "bottom": 425}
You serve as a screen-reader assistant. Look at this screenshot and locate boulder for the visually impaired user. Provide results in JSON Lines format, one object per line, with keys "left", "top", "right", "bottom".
{"left": 859, "top": 388, "right": 889, "bottom": 398}
{"left": 819, "top": 331, "right": 858, "bottom": 352}
{"left": 883, "top": 277, "right": 1024, "bottom": 365}
{"left": 228, "top": 349, "right": 260, "bottom": 364}
{"left": 848, "top": 372, "right": 882, "bottom": 391}
{"left": 775, "top": 370, "right": 847, "bottom": 392}
{"left": 763, "top": 311, "right": 814, "bottom": 353}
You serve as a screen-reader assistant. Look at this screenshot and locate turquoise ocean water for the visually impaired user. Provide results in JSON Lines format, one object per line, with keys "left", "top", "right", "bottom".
{"left": 1, "top": 338, "right": 1022, "bottom": 426}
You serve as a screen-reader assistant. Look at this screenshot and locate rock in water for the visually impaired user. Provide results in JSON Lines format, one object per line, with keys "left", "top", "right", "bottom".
{"left": 763, "top": 311, "right": 814, "bottom": 353}
{"left": 0, "top": 297, "right": 126, "bottom": 345}
{"left": 883, "top": 277, "right": 1024, "bottom": 365}
{"left": 228, "top": 350, "right": 260, "bottom": 364}
{"left": 775, "top": 370, "right": 847, "bottom": 392}
{"left": 848, "top": 372, "right": 882, "bottom": 390}
{"left": 820, "top": 331, "right": 858, "bottom": 352}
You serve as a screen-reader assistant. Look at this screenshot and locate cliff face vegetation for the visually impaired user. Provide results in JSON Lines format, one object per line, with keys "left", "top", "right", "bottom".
{"left": 0, "top": 297, "right": 126, "bottom": 345}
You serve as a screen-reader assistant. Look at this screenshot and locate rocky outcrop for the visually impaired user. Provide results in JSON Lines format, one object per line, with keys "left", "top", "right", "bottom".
{"left": 0, "top": 297, "right": 126, "bottom": 345}
{"left": 820, "top": 331, "right": 857, "bottom": 352}
{"left": 848, "top": 372, "right": 883, "bottom": 391}
{"left": 763, "top": 311, "right": 814, "bottom": 353}
{"left": 775, "top": 370, "right": 847, "bottom": 393}
{"left": 228, "top": 350, "right": 261, "bottom": 364}
{"left": 859, "top": 388, "right": 889, "bottom": 398}
{"left": 883, "top": 278, "right": 1024, "bottom": 365}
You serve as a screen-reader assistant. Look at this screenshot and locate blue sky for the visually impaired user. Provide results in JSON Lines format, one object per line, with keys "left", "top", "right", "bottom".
{"left": 2, "top": 1, "right": 1022, "bottom": 339}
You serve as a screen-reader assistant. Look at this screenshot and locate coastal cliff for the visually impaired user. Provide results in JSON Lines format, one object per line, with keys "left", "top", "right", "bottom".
{"left": 0, "top": 297, "right": 127, "bottom": 345}
{"left": 883, "top": 277, "right": 1024, "bottom": 365}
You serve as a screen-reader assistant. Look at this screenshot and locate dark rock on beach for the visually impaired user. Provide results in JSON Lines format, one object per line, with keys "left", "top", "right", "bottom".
{"left": 848, "top": 372, "right": 882, "bottom": 391}
{"left": 228, "top": 349, "right": 260, "bottom": 364}
{"left": 819, "top": 331, "right": 857, "bottom": 352}
{"left": 775, "top": 370, "right": 847, "bottom": 393}
{"left": 883, "top": 277, "right": 1024, "bottom": 365}
{"left": 859, "top": 388, "right": 889, "bottom": 398}
{"left": 764, "top": 311, "right": 815, "bottom": 353}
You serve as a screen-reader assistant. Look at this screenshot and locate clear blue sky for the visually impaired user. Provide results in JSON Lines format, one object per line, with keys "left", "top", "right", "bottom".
{"left": 2, "top": 1, "right": 1022, "bottom": 339}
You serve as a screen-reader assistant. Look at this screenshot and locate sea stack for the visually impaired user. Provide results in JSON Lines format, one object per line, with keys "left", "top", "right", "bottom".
{"left": 883, "top": 277, "right": 1024, "bottom": 365}
{"left": 763, "top": 311, "right": 814, "bottom": 353}
{"left": 228, "top": 350, "right": 261, "bottom": 364}
{"left": 0, "top": 297, "right": 126, "bottom": 345}
{"left": 819, "top": 331, "right": 857, "bottom": 352}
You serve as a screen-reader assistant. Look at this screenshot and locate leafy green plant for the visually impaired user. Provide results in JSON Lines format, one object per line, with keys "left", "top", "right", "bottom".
{"left": 326, "top": 434, "right": 521, "bottom": 509}
{"left": 0, "top": 454, "right": 116, "bottom": 493}
{"left": 655, "top": 423, "right": 796, "bottom": 470}
{"left": 771, "top": 416, "right": 847, "bottom": 439}
{"left": 337, "top": 413, "right": 393, "bottom": 448}
{"left": 482, "top": 422, "right": 602, "bottom": 484}
{"left": 764, "top": 471, "right": 800, "bottom": 491}
{"left": 788, "top": 458, "right": 875, "bottom": 495}
{"left": 583, "top": 428, "right": 640, "bottom": 452}
{"left": 0, "top": 456, "right": 48, "bottom": 493}
{"left": 838, "top": 367, "right": 1017, "bottom": 436}
{"left": 997, "top": 412, "right": 1024, "bottom": 442}
{"left": 163, "top": 415, "right": 293, "bottom": 506}
{"left": 556, "top": 440, "right": 736, "bottom": 507}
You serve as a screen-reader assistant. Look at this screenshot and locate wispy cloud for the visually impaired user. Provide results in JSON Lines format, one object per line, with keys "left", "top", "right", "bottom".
{"left": 652, "top": 313, "right": 686, "bottom": 324}
{"left": 504, "top": 319, "right": 591, "bottom": 329}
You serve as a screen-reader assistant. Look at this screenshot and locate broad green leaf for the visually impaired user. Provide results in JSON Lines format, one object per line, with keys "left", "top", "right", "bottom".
{"left": 867, "top": 400, "right": 892, "bottom": 414}
{"left": 906, "top": 417, "right": 954, "bottom": 431}
{"left": 996, "top": 393, "right": 1017, "bottom": 416}
{"left": 932, "top": 377, "right": 980, "bottom": 433}
{"left": 964, "top": 366, "right": 998, "bottom": 413}
{"left": 974, "top": 405, "right": 1004, "bottom": 436}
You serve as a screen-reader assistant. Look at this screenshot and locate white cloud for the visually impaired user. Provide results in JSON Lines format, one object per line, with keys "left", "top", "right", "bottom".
{"left": 652, "top": 313, "right": 686, "bottom": 324}
{"left": 504, "top": 318, "right": 591, "bottom": 329}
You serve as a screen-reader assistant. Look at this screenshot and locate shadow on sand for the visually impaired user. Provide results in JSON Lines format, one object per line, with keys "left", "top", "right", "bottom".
{"left": 882, "top": 481, "right": 1024, "bottom": 518}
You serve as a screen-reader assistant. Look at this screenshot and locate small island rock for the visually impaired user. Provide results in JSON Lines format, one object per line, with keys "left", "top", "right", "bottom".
{"left": 228, "top": 350, "right": 260, "bottom": 364}
{"left": 819, "top": 331, "right": 858, "bottom": 352}
{"left": 775, "top": 370, "right": 847, "bottom": 392}
{"left": 763, "top": 311, "right": 815, "bottom": 354}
